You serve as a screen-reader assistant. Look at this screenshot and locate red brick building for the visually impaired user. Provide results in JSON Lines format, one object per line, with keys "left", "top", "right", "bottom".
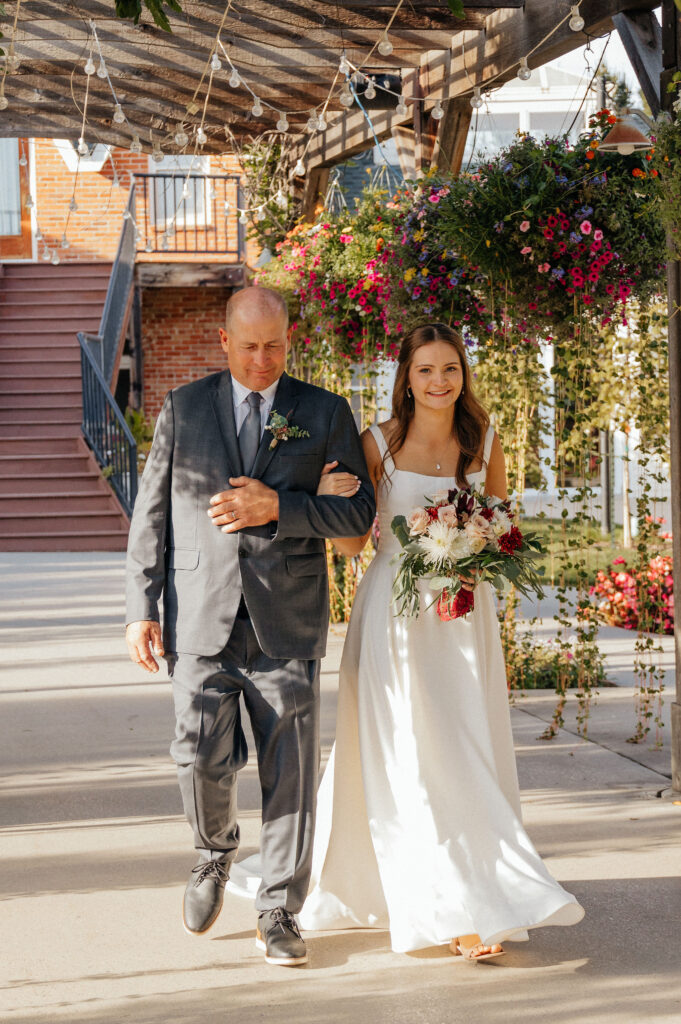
{"left": 0, "top": 136, "right": 253, "bottom": 549}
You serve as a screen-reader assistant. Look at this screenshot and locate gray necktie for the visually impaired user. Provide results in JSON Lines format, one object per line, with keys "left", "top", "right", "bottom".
{"left": 238, "top": 391, "right": 263, "bottom": 475}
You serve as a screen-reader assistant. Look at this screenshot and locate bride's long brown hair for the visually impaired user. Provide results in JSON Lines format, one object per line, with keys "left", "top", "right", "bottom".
{"left": 382, "top": 322, "right": 490, "bottom": 487}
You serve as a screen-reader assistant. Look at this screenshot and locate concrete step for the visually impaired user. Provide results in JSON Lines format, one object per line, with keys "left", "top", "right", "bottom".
{"left": 0, "top": 422, "right": 80, "bottom": 440}
{"left": 0, "top": 436, "right": 82, "bottom": 455}
{"left": 0, "top": 528, "right": 128, "bottom": 551}
{"left": 0, "top": 472, "right": 104, "bottom": 495}
{"left": 0, "top": 319, "right": 101, "bottom": 335}
{"left": 0, "top": 393, "right": 81, "bottom": 410}
{"left": 0, "top": 492, "right": 116, "bottom": 514}
{"left": 0, "top": 407, "right": 81, "bottom": 425}
{"left": 2, "top": 262, "right": 112, "bottom": 280}
{"left": 5, "top": 375, "right": 81, "bottom": 394}
{"left": 0, "top": 452, "right": 93, "bottom": 474}
{"left": 0, "top": 289, "right": 108, "bottom": 304}
{"left": 0, "top": 510, "right": 127, "bottom": 534}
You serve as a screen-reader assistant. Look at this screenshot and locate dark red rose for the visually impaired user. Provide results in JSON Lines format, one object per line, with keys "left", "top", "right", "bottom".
{"left": 498, "top": 525, "right": 523, "bottom": 554}
{"left": 480, "top": 508, "right": 494, "bottom": 521}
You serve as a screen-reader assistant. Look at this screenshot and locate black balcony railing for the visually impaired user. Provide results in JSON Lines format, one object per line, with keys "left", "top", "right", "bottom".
{"left": 79, "top": 334, "right": 138, "bottom": 518}
{"left": 133, "top": 173, "right": 245, "bottom": 257}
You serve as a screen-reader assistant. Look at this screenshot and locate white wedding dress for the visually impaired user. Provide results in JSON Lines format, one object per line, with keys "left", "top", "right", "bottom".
{"left": 229, "top": 424, "right": 584, "bottom": 952}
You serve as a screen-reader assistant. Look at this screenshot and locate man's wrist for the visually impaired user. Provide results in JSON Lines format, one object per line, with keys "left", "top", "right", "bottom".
{"left": 270, "top": 490, "right": 279, "bottom": 521}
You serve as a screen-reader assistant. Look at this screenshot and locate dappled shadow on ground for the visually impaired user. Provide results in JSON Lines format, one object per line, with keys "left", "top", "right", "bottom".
{"left": 3, "top": 878, "right": 680, "bottom": 1023}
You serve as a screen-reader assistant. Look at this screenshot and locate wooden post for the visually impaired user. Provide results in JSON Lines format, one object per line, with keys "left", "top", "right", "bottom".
{"left": 299, "top": 166, "right": 331, "bottom": 222}
{"left": 434, "top": 98, "right": 473, "bottom": 175}
{"left": 662, "top": 0, "right": 681, "bottom": 791}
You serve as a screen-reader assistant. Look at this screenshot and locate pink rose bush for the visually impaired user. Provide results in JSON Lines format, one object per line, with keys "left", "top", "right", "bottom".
{"left": 591, "top": 554, "right": 674, "bottom": 634}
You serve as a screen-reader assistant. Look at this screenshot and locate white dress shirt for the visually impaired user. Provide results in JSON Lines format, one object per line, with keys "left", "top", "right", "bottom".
{"left": 231, "top": 375, "right": 280, "bottom": 439}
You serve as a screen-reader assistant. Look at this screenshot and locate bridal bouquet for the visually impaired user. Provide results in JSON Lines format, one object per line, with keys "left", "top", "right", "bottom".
{"left": 391, "top": 487, "right": 545, "bottom": 620}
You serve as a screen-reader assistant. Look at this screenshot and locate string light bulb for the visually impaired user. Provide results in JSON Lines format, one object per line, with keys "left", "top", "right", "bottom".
{"left": 96, "top": 59, "right": 107, "bottom": 79}
{"left": 152, "top": 144, "right": 164, "bottom": 163}
{"left": 238, "top": 210, "right": 248, "bottom": 225}
{"left": 251, "top": 97, "right": 263, "bottom": 117}
{"left": 0, "top": 96, "right": 8, "bottom": 111}
{"left": 42, "top": 247, "right": 51, "bottom": 262}
{"left": 35, "top": 227, "right": 43, "bottom": 242}
{"left": 51, "top": 252, "right": 61, "bottom": 266}
{"left": 470, "top": 87, "right": 483, "bottom": 110}
{"left": 518, "top": 58, "right": 532, "bottom": 81}
{"left": 144, "top": 239, "right": 153, "bottom": 253}
{"left": 276, "top": 112, "right": 289, "bottom": 132}
{"left": 275, "top": 188, "right": 287, "bottom": 209}
{"left": 378, "top": 33, "right": 393, "bottom": 56}
{"left": 7, "top": 54, "right": 20, "bottom": 73}
{"left": 113, "top": 103, "right": 125, "bottom": 124}
{"left": 364, "top": 78, "right": 376, "bottom": 101}
{"left": 84, "top": 56, "right": 96, "bottom": 75}
{"left": 25, "top": 194, "right": 34, "bottom": 210}
{"left": 306, "top": 110, "right": 318, "bottom": 132}
{"left": 210, "top": 52, "right": 222, "bottom": 71}
{"left": 229, "top": 68, "right": 240, "bottom": 89}
{"left": 174, "top": 125, "right": 189, "bottom": 147}
{"left": 339, "top": 55, "right": 351, "bottom": 76}
{"left": 432, "top": 100, "right": 445, "bottom": 121}
{"left": 69, "top": 197, "right": 78, "bottom": 212}
{"left": 197, "top": 126, "right": 208, "bottom": 145}
{"left": 256, "top": 208, "right": 266, "bottom": 222}
{"left": 396, "top": 94, "right": 408, "bottom": 116}
{"left": 293, "top": 157, "right": 305, "bottom": 176}
{"left": 316, "top": 112, "right": 327, "bottom": 131}
{"left": 339, "top": 86, "right": 354, "bottom": 108}
{"left": 77, "top": 137, "right": 89, "bottom": 156}
{"left": 130, "top": 135, "right": 142, "bottom": 154}
{"left": 569, "top": 5, "right": 585, "bottom": 31}
{"left": 19, "top": 152, "right": 27, "bottom": 167}
{"left": 161, "top": 234, "right": 169, "bottom": 251}
{"left": 61, "top": 234, "right": 70, "bottom": 249}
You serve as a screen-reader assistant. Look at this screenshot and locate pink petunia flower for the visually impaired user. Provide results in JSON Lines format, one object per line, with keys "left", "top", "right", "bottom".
{"left": 519, "top": 220, "right": 531, "bottom": 232}
{"left": 580, "top": 220, "right": 592, "bottom": 235}
{"left": 521, "top": 245, "right": 532, "bottom": 255}
{"left": 593, "top": 229, "right": 603, "bottom": 241}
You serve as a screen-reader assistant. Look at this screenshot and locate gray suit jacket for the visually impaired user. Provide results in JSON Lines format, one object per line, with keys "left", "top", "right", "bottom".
{"left": 125, "top": 370, "right": 376, "bottom": 659}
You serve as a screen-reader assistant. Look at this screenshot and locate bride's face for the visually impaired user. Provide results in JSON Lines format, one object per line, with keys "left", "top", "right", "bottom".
{"left": 408, "top": 341, "right": 464, "bottom": 411}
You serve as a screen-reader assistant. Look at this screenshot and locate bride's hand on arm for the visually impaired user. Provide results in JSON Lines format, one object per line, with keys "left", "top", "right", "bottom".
{"left": 324, "top": 430, "right": 382, "bottom": 557}
{"left": 316, "top": 461, "right": 361, "bottom": 498}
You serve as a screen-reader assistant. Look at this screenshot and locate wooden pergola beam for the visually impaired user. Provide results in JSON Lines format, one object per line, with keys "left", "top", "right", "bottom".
{"left": 293, "top": 0, "right": 660, "bottom": 169}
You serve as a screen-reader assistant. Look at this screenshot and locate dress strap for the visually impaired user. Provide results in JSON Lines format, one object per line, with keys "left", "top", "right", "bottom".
{"left": 369, "top": 423, "right": 391, "bottom": 462}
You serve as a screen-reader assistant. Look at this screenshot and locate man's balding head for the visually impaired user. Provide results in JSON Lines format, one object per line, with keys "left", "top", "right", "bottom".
{"left": 225, "top": 286, "right": 288, "bottom": 334}
{"left": 218, "top": 286, "right": 290, "bottom": 391}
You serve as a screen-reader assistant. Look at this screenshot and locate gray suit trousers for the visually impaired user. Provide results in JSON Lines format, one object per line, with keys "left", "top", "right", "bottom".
{"left": 167, "top": 606, "right": 320, "bottom": 913}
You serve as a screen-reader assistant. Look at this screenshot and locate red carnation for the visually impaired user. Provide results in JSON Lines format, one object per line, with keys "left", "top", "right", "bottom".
{"left": 480, "top": 508, "right": 494, "bottom": 521}
{"left": 498, "top": 525, "right": 523, "bottom": 554}
{"left": 437, "top": 587, "right": 475, "bottom": 621}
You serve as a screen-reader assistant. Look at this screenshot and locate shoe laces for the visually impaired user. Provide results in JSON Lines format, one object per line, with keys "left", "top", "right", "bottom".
{"left": 266, "top": 907, "right": 302, "bottom": 939}
{"left": 192, "top": 860, "right": 228, "bottom": 886}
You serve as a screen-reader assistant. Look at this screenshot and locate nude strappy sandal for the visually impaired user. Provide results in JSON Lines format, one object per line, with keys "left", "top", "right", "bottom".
{"left": 450, "top": 936, "right": 505, "bottom": 962}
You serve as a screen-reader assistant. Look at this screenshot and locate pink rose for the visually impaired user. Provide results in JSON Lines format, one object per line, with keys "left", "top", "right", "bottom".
{"left": 438, "top": 505, "right": 460, "bottom": 528}
{"left": 519, "top": 220, "right": 531, "bottom": 232}
{"left": 407, "top": 507, "right": 430, "bottom": 535}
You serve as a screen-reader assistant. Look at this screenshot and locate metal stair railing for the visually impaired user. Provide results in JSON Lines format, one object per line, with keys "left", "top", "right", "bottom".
{"left": 79, "top": 332, "right": 138, "bottom": 518}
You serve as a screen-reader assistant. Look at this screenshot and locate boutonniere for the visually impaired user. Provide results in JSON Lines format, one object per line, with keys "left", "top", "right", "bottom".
{"left": 266, "top": 409, "right": 310, "bottom": 450}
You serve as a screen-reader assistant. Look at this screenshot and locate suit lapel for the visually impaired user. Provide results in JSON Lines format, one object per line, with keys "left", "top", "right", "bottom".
{"left": 209, "top": 371, "right": 244, "bottom": 478}
{"left": 250, "top": 372, "right": 300, "bottom": 479}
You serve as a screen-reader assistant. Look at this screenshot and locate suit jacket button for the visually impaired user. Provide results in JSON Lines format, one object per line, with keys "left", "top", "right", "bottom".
{"left": 239, "top": 549, "right": 249, "bottom": 558}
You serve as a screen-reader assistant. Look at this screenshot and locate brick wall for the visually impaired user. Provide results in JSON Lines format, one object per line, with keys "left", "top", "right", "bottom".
{"left": 32, "top": 139, "right": 247, "bottom": 264}
{"left": 141, "top": 286, "right": 231, "bottom": 417}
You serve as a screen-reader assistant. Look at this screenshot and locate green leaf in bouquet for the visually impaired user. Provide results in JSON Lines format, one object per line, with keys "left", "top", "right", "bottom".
{"left": 404, "top": 541, "right": 424, "bottom": 555}
{"left": 391, "top": 515, "right": 412, "bottom": 548}
{"left": 428, "top": 575, "right": 452, "bottom": 590}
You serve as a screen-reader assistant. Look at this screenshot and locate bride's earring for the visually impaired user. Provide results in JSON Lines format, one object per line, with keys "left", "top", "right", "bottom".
{"left": 406, "top": 386, "right": 413, "bottom": 399}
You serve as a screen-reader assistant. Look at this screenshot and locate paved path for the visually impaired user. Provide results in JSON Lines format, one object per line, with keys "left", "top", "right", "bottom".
{"left": 1, "top": 554, "right": 680, "bottom": 1023}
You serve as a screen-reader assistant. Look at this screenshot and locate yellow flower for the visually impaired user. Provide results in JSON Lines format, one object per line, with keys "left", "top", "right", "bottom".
{"left": 413, "top": 228, "right": 425, "bottom": 242}
{"left": 404, "top": 267, "right": 416, "bottom": 282}
{"left": 421, "top": 268, "right": 429, "bottom": 277}
{"left": 485, "top": 239, "right": 491, "bottom": 247}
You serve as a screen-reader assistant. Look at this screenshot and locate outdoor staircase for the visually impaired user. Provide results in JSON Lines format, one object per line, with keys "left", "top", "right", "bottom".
{"left": 0, "top": 262, "right": 131, "bottom": 551}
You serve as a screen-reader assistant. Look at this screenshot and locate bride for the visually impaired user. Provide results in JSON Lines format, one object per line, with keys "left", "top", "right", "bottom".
{"left": 299, "top": 321, "right": 584, "bottom": 959}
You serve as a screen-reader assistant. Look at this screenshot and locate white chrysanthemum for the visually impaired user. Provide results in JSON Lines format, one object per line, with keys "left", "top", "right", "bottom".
{"left": 449, "top": 528, "right": 472, "bottom": 560}
{"left": 491, "top": 508, "right": 512, "bottom": 537}
{"left": 420, "top": 520, "right": 457, "bottom": 565}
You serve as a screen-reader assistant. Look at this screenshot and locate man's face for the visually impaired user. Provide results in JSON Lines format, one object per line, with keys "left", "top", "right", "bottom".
{"left": 219, "top": 309, "right": 289, "bottom": 391}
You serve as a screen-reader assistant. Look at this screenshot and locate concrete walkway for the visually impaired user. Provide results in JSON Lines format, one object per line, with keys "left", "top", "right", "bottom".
{"left": 1, "top": 554, "right": 680, "bottom": 1024}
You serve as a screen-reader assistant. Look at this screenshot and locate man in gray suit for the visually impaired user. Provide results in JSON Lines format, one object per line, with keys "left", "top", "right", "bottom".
{"left": 125, "top": 286, "right": 374, "bottom": 966}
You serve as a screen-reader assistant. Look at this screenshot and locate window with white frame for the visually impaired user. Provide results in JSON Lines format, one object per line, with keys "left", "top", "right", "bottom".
{"left": 148, "top": 154, "right": 212, "bottom": 228}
